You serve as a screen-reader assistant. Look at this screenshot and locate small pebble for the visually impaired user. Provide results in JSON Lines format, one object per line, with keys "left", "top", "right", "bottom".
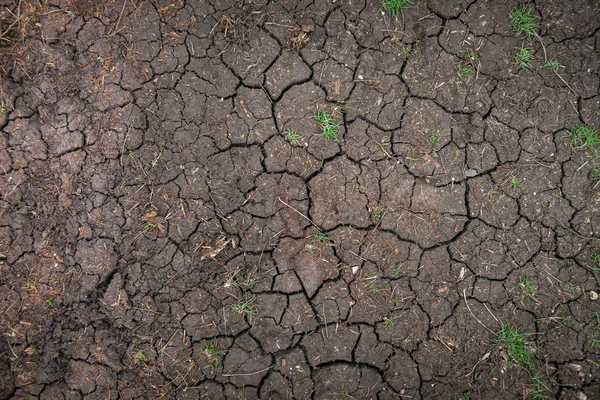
{"left": 465, "top": 169, "right": 478, "bottom": 178}
{"left": 589, "top": 291, "right": 598, "bottom": 301}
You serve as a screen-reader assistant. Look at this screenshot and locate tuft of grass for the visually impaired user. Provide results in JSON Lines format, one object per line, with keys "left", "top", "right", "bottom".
{"left": 509, "top": 4, "right": 540, "bottom": 38}
{"left": 313, "top": 109, "right": 339, "bottom": 140}
{"left": 400, "top": 44, "right": 412, "bottom": 56}
{"left": 367, "top": 282, "right": 380, "bottom": 295}
{"left": 519, "top": 276, "right": 536, "bottom": 294}
{"left": 374, "top": 204, "right": 386, "bottom": 221}
{"left": 133, "top": 349, "right": 147, "bottom": 363}
{"left": 428, "top": 134, "right": 440, "bottom": 146}
{"left": 495, "top": 323, "right": 553, "bottom": 399}
{"left": 543, "top": 57, "right": 560, "bottom": 73}
{"left": 495, "top": 321, "right": 533, "bottom": 370}
{"left": 584, "top": 252, "right": 600, "bottom": 275}
{"left": 592, "top": 166, "right": 600, "bottom": 181}
{"left": 204, "top": 339, "right": 228, "bottom": 373}
{"left": 284, "top": 128, "right": 302, "bottom": 144}
{"left": 230, "top": 296, "right": 258, "bottom": 321}
{"left": 383, "top": 313, "right": 404, "bottom": 327}
{"left": 510, "top": 174, "right": 520, "bottom": 189}
{"left": 389, "top": 263, "right": 404, "bottom": 279}
{"left": 467, "top": 50, "right": 480, "bottom": 62}
{"left": 380, "top": 0, "right": 414, "bottom": 22}
{"left": 514, "top": 45, "right": 534, "bottom": 70}
{"left": 568, "top": 123, "right": 600, "bottom": 156}
{"left": 586, "top": 313, "right": 600, "bottom": 351}
{"left": 528, "top": 371, "right": 553, "bottom": 400}
{"left": 310, "top": 232, "right": 332, "bottom": 243}
{"left": 457, "top": 65, "right": 473, "bottom": 83}
{"left": 378, "top": 135, "right": 390, "bottom": 150}
{"left": 567, "top": 283, "right": 579, "bottom": 296}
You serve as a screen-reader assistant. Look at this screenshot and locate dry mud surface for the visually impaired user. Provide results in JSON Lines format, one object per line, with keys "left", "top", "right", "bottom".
{"left": 1, "top": 0, "right": 600, "bottom": 398}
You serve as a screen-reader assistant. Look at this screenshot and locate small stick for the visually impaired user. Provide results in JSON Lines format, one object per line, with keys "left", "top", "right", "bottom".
{"left": 278, "top": 197, "right": 321, "bottom": 231}
{"left": 108, "top": 0, "right": 128, "bottom": 37}
{"left": 552, "top": 216, "right": 593, "bottom": 241}
{"left": 463, "top": 289, "right": 494, "bottom": 334}
{"left": 223, "top": 366, "right": 272, "bottom": 377}
{"left": 534, "top": 32, "right": 579, "bottom": 97}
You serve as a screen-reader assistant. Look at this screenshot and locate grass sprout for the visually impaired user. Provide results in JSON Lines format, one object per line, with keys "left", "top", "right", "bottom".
{"left": 381, "top": 0, "right": 414, "bottom": 23}
{"left": 313, "top": 109, "right": 339, "bottom": 140}
{"left": 509, "top": 4, "right": 540, "bottom": 38}
{"left": 568, "top": 123, "right": 600, "bottom": 156}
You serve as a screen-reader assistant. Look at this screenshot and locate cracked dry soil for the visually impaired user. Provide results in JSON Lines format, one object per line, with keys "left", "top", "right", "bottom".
{"left": 1, "top": 0, "right": 600, "bottom": 398}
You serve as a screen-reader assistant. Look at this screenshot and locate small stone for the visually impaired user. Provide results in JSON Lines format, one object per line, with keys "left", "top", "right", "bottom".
{"left": 576, "top": 392, "right": 587, "bottom": 400}
{"left": 589, "top": 291, "right": 598, "bottom": 301}
{"left": 465, "top": 169, "right": 478, "bottom": 178}
{"left": 568, "top": 363, "right": 582, "bottom": 372}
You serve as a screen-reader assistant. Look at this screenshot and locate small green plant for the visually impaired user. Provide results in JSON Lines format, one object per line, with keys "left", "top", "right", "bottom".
{"left": 230, "top": 296, "right": 258, "bottom": 321}
{"left": 561, "top": 315, "right": 574, "bottom": 326}
{"left": 0, "top": 107, "right": 6, "bottom": 118}
{"left": 510, "top": 174, "right": 520, "bottom": 189}
{"left": 457, "top": 65, "right": 473, "bottom": 83}
{"left": 284, "top": 128, "right": 302, "bottom": 144}
{"left": 509, "top": 4, "right": 540, "bottom": 38}
{"left": 568, "top": 283, "right": 579, "bottom": 296}
{"left": 367, "top": 282, "right": 380, "bottom": 295}
{"left": 543, "top": 57, "right": 560, "bottom": 73}
{"left": 593, "top": 251, "right": 600, "bottom": 271}
{"left": 461, "top": 392, "right": 471, "bottom": 400}
{"left": 313, "top": 109, "right": 339, "bottom": 140}
{"left": 519, "top": 276, "right": 536, "bottom": 294}
{"left": 310, "top": 232, "right": 332, "bottom": 243}
{"left": 495, "top": 321, "right": 533, "bottom": 370}
{"left": 383, "top": 313, "right": 404, "bottom": 327}
{"left": 380, "top": 0, "right": 414, "bottom": 22}
{"left": 45, "top": 299, "right": 53, "bottom": 306}
{"left": 378, "top": 136, "right": 390, "bottom": 149}
{"left": 528, "top": 371, "right": 552, "bottom": 399}
{"left": 568, "top": 123, "right": 600, "bottom": 156}
{"left": 204, "top": 339, "right": 228, "bottom": 373}
{"left": 339, "top": 384, "right": 355, "bottom": 400}
{"left": 406, "top": 156, "right": 419, "bottom": 164}
{"left": 592, "top": 166, "right": 600, "bottom": 181}
{"left": 586, "top": 313, "right": 600, "bottom": 351}
{"left": 389, "top": 263, "right": 404, "bottom": 278}
{"left": 428, "top": 134, "right": 440, "bottom": 146}
{"left": 400, "top": 44, "right": 412, "bottom": 56}
{"left": 374, "top": 204, "right": 386, "bottom": 221}
{"left": 134, "top": 349, "right": 147, "bottom": 363}
{"left": 468, "top": 50, "right": 479, "bottom": 62}
{"left": 514, "top": 44, "right": 534, "bottom": 70}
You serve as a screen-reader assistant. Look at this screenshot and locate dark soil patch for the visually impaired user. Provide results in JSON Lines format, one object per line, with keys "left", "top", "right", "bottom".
{"left": 1, "top": 0, "right": 600, "bottom": 399}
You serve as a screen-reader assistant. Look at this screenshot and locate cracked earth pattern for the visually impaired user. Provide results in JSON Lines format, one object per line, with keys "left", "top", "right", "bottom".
{"left": 1, "top": 0, "right": 600, "bottom": 398}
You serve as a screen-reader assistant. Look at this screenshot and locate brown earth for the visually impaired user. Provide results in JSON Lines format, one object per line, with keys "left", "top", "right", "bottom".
{"left": 1, "top": 0, "right": 600, "bottom": 399}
